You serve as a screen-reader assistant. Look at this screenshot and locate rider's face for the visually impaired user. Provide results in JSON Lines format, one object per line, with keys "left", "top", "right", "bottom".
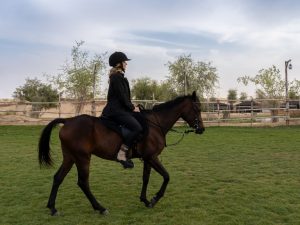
{"left": 122, "top": 61, "right": 128, "bottom": 71}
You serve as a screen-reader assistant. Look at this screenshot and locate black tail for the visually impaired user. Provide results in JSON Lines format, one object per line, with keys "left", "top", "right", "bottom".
{"left": 38, "top": 118, "right": 66, "bottom": 167}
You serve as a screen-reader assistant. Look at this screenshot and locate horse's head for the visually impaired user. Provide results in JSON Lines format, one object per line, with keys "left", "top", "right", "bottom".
{"left": 181, "top": 91, "right": 205, "bottom": 134}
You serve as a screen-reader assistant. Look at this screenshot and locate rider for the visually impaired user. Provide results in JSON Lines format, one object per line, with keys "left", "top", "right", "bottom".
{"left": 101, "top": 51, "right": 142, "bottom": 169}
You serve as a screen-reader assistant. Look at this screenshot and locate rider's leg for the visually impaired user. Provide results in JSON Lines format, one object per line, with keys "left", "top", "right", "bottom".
{"left": 116, "top": 144, "right": 133, "bottom": 168}
{"left": 113, "top": 114, "right": 143, "bottom": 168}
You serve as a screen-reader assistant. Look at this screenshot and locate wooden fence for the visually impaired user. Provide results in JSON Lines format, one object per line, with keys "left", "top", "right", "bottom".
{"left": 0, "top": 98, "right": 299, "bottom": 126}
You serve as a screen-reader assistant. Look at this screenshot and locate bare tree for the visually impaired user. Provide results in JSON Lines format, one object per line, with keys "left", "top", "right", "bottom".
{"left": 51, "top": 41, "right": 107, "bottom": 115}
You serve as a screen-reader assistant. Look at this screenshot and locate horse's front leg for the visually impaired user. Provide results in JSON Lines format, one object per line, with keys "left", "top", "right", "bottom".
{"left": 148, "top": 157, "right": 170, "bottom": 208}
{"left": 140, "top": 161, "right": 151, "bottom": 207}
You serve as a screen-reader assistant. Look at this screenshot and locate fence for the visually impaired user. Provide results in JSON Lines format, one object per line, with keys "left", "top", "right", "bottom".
{"left": 202, "top": 99, "right": 300, "bottom": 126}
{"left": 0, "top": 98, "right": 300, "bottom": 126}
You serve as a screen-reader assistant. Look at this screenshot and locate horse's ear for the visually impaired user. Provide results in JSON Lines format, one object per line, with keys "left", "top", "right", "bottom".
{"left": 192, "top": 91, "right": 197, "bottom": 101}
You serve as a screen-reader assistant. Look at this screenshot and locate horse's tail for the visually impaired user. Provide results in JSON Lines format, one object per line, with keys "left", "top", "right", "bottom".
{"left": 38, "top": 118, "right": 66, "bottom": 167}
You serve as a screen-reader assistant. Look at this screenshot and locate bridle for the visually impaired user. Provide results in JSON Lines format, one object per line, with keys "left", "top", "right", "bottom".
{"left": 167, "top": 117, "right": 201, "bottom": 147}
{"left": 184, "top": 102, "right": 203, "bottom": 134}
{"left": 138, "top": 100, "right": 204, "bottom": 147}
{"left": 148, "top": 111, "right": 201, "bottom": 135}
{"left": 145, "top": 110, "right": 203, "bottom": 147}
{"left": 193, "top": 117, "right": 205, "bottom": 134}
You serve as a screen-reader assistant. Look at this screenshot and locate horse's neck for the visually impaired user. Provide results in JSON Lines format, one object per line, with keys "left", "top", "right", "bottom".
{"left": 153, "top": 103, "right": 184, "bottom": 134}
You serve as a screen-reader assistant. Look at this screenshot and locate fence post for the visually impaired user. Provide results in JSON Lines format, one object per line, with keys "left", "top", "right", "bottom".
{"left": 217, "top": 99, "right": 220, "bottom": 126}
{"left": 286, "top": 98, "right": 290, "bottom": 126}
{"left": 251, "top": 98, "right": 254, "bottom": 127}
{"left": 91, "top": 64, "right": 97, "bottom": 117}
{"left": 206, "top": 98, "right": 210, "bottom": 122}
{"left": 58, "top": 93, "right": 61, "bottom": 118}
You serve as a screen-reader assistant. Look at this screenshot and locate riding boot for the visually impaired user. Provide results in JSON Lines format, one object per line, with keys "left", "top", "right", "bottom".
{"left": 117, "top": 144, "right": 134, "bottom": 169}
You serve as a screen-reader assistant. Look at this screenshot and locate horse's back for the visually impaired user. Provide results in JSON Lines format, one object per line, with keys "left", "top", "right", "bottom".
{"left": 59, "top": 114, "right": 121, "bottom": 159}
{"left": 59, "top": 115, "right": 96, "bottom": 151}
{"left": 59, "top": 114, "right": 93, "bottom": 138}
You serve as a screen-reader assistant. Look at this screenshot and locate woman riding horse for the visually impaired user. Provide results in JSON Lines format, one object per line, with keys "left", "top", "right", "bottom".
{"left": 38, "top": 89, "right": 205, "bottom": 216}
{"left": 102, "top": 52, "right": 142, "bottom": 169}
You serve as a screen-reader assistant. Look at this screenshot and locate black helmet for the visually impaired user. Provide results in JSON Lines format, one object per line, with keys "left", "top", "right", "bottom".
{"left": 109, "top": 52, "right": 131, "bottom": 67}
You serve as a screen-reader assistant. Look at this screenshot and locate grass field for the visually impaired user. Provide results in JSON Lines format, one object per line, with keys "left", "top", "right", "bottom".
{"left": 0, "top": 125, "right": 300, "bottom": 225}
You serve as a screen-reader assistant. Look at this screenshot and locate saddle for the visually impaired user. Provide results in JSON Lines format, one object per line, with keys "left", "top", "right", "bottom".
{"left": 99, "top": 112, "right": 149, "bottom": 143}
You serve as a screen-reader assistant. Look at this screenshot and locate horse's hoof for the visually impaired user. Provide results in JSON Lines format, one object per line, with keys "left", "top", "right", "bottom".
{"left": 147, "top": 203, "right": 153, "bottom": 208}
{"left": 51, "top": 211, "right": 62, "bottom": 216}
{"left": 101, "top": 209, "right": 109, "bottom": 216}
{"left": 141, "top": 198, "right": 151, "bottom": 208}
{"left": 148, "top": 197, "right": 157, "bottom": 208}
{"left": 49, "top": 208, "right": 58, "bottom": 216}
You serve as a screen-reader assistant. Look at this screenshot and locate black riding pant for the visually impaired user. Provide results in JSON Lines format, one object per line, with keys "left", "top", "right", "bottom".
{"left": 110, "top": 113, "right": 143, "bottom": 148}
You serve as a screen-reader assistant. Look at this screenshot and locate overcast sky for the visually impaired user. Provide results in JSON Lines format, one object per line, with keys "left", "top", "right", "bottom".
{"left": 0, "top": 0, "right": 299, "bottom": 99}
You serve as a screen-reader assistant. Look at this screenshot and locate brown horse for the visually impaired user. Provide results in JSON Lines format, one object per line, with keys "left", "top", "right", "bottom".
{"left": 38, "top": 91, "right": 205, "bottom": 216}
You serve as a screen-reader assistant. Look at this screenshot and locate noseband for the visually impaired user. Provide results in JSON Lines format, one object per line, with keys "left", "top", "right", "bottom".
{"left": 193, "top": 118, "right": 204, "bottom": 134}
{"left": 185, "top": 118, "right": 201, "bottom": 134}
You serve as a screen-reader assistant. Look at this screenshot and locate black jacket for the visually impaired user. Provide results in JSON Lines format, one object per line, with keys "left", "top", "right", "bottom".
{"left": 102, "top": 72, "right": 135, "bottom": 117}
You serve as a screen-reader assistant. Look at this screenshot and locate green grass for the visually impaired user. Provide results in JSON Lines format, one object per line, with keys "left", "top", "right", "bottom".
{"left": 0, "top": 125, "right": 300, "bottom": 225}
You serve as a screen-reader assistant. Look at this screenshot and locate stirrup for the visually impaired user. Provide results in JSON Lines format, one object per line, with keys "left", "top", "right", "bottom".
{"left": 117, "top": 144, "right": 134, "bottom": 169}
{"left": 117, "top": 159, "right": 134, "bottom": 169}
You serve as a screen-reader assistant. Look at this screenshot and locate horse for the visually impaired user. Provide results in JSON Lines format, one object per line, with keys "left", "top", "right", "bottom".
{"left": 38, "top": 91, "right": 205, "bottom": 216}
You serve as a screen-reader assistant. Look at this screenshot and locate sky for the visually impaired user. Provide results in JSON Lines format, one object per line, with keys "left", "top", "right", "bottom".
{"left": 0, "top": 0, "right": 299, "bottom": 99}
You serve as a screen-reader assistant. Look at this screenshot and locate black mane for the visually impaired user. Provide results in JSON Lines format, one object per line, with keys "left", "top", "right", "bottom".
{"left": 152, "top": 94, "right": 195, "bottom": 112}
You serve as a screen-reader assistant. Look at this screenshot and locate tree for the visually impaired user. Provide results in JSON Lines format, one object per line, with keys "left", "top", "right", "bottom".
{"left": 239, "top": 92, "right": 248, "bottom": 100}
{"left": 51, "top": 41, "right": 107, "bottom": 115}
{"left": 194, "top": 61, "right": 219, "bottom": 98}
{"left": 167, "top": 54, "right": 193, "bottom": 95}
{"left": 289, "top": 79, "right": 300, "bottom": 99}
{"left": 13, "top": 78, "right": 58, "bottom": 118}
{"left": 131, "top": 77, "right": 158, "bottom": 100}
{"left": 227, "top": 89, "right": 237, "bottom": 101}
{"left": 131, "top": 77, "right": 177, "bottom": 103}
{"left": 238, "top": 65, "right": 288, "bottom": 122}
{"left": 155, "top": 80, "right": 178, "bottom": 101}
{"left": 255, "top": 89, "right": 267, "bottom": 99}
{"left": 167, "top": 54, "right": 219, "bottom": 99}
{"left": 237, "top": 65, "right": 285, "bottom": 100}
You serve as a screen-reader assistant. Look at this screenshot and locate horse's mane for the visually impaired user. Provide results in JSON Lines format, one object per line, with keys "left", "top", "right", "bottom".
{"left": 152, "top": 94, "right": 196, "bottom": 112}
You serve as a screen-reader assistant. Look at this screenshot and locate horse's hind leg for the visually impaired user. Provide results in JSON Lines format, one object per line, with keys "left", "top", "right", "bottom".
{"left": 75, "top": 156, "right": 108, "bottom": 215}
{"left": 47, "top": 156, "right": 74, "bottom": 216}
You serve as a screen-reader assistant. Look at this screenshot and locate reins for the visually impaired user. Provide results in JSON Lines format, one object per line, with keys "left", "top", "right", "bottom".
{"left": 138, "top": 104, "right": 196, "bottom": 147}
{"left": 146, "top": 117, "right": 194, "bottom": 147}
{"left": 167, "top": 127, "right": 194, "bottom": 147}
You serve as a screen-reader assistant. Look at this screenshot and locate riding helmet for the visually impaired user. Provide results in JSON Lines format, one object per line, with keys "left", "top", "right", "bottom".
{"left": 109, "top": 52, "right": 131, "bottom": 67}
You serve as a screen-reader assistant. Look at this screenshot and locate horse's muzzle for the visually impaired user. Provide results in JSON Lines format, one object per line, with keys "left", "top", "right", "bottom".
{"left": 193, "top": 119, "right": 205, "bottom": 134}
{"left": 195, "top": 127, "right": 205, "bottom": 134}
